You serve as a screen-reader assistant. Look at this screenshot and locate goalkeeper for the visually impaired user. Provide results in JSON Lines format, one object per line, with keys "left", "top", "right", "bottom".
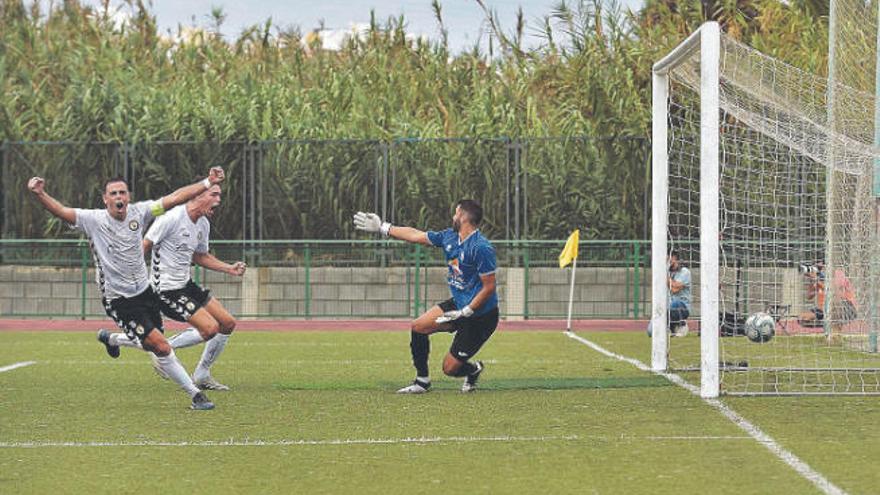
{"left": 354, "top": 200, "right": 498, "bottom": 393}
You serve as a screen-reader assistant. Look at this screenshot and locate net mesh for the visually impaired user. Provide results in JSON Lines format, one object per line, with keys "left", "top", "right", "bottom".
{"left": 665, "top": 31, "right": 880, "bottom": 395}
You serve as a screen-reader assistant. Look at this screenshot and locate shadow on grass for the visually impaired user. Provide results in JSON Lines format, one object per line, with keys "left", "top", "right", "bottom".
{"left": 274, "top": 376, "right": 671, "bottom": 392}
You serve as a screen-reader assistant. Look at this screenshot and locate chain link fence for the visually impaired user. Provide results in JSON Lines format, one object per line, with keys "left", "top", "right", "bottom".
{"left": 1, "top": 137, "right": 650, "bottom": 241}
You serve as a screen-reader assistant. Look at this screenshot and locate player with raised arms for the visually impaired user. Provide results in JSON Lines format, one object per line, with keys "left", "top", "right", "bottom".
{"left": 354, "top": 199, "right": 499, "bottom": 393}
{"left": 28, "top": 168, "right": 225, "bottom": 410}
{"left": 103, "top": 180, "right": 245, "bottom": 391}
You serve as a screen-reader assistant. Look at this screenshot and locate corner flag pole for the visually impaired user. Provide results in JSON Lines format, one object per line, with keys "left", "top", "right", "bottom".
{"left": 559, "top": 228, "right": 580, "bottom": 333}
{"left": 566, "top": 257, "right": 577, "bottom": 333}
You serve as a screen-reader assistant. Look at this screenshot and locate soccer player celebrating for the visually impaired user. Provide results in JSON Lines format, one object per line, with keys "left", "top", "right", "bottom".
{"left": 108, "top": 180, "right": 245, "bottom": 390}
{"left": 28, "top": 168, "right": 226, "bottom": 410}
{"left": 146, "top": 181, "right": 245, "bottom": 390}
{"left": 354, "top": 200, "right": 499, "bottom": 393}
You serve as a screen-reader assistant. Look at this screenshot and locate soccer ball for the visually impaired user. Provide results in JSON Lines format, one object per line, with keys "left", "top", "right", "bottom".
{"left": 745, "top": 312, "right": 775, "bottom": 343}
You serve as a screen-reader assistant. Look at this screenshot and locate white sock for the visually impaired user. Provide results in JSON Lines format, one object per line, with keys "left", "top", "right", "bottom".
{"left": 155, "top": 350, "right": 200, "bottom": 397}
{"left": 168, "top": 328, "right": 204, "bottom": 349}
{"left": 109, "top": 333, "right": 142, "bottom": 349}
{"left": 194, "top": 333, "right": 229, "bottom": 381}
{"left": 416, "top": 376, "right": 430, "bottom": 384}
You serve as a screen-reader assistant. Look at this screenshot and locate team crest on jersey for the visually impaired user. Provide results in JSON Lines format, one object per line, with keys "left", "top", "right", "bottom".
{"left": 128, "top": 220, "right": 139, "bottom": 231}
{"left": 448, "top": 258, "right": 463, "bottom": 277}
{"left": 186, "top": 301, "right": 196, "bottom": 312}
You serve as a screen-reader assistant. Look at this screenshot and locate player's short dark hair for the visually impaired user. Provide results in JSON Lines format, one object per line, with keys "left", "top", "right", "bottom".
{"left": 103, "top": 176, "right": 130, "bottom": 193}
{"left": 669, "top": 249, "right": 681, "bottom": 261}
{"left": 457, "top": 199, "right": 483, "bottom": 226}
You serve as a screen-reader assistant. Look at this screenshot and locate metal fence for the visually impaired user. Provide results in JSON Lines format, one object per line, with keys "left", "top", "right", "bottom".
{"left": 0, "top": 239, "right": 651, "bottom": 320}
{"left": 0, "top": 137, "right": 650, "bottom": 241}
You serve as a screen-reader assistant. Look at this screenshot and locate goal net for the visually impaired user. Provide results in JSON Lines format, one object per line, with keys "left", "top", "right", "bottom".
{"left": 651, "top": 22, "right": 880, "bottom": 397}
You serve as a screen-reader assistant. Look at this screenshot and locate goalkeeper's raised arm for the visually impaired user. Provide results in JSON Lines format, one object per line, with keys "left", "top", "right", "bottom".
{"left": 352, "top": 211, "right": 433, "bottom": 246}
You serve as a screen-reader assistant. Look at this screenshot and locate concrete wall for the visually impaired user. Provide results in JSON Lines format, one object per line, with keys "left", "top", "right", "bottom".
{"left": 0, "top": 264, "right": 814, "bottom": 320}
{"left": 0, "top": 265, "right": 655, "bottom": 319}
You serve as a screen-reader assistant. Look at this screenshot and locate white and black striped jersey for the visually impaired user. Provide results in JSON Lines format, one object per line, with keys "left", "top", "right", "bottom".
{"left": 145, "top": 205, "right": 210, "bottom": 292}
{"left": 72, "top": 201, "right": 161, "bottom": 300}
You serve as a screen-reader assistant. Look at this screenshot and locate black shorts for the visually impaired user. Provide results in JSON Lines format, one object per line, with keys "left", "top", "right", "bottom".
{"left": 438, "top": 298, "right": 499, "bottom": 361}
{"left": 102, "top": 288, "right": 164, "bottom": 343}
{"left": 155, "top": 280, "right": 212, "bottom": 323}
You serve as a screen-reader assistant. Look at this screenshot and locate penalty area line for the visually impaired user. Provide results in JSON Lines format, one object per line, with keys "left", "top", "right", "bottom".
{"left": 564, "top": 331, "right": 847, "bottom": 495}
{"left": 0, "top": 361, "right": 36, "bottom": 373}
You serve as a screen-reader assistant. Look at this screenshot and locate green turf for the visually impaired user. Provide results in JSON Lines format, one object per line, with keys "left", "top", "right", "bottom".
{"left": 0, "top": 330, "right": 874, "bottom": 494}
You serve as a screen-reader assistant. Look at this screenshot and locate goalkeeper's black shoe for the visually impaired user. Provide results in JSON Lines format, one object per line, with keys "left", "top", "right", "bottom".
{"left": 461, "top": 361, "right": 484, "bottom": 393}
{"left": 96, "top": 329, "right": 120, "bottom": 359}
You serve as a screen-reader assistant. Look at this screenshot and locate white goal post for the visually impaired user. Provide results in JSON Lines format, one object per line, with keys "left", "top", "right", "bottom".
{"left": 651, "top": 22, "right": 721, "bottom": 398}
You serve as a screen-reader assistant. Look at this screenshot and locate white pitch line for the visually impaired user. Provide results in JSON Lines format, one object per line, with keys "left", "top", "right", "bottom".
{"left": 0, "top": 434, "right": 760, "bottom": 449}
{"left": 0, "top": 361, "right": 36, "bottom": 373}
{"left": 645, "top": 436, "right": 751, "bottom": 440}
{"left": 0, "top": 435, "right": 580, "bottom": 448}
{"left": 564, "top": 331, "right": 847, "bottom": 495}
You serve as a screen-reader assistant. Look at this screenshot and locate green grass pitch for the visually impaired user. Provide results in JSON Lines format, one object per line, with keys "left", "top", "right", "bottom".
{"left": 1, "top": 330, "right": 879, "bottom": 494}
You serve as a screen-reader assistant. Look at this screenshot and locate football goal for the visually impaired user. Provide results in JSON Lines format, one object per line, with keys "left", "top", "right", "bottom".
{"left": 651, "top": 21, "right": 880, "bottom": 397}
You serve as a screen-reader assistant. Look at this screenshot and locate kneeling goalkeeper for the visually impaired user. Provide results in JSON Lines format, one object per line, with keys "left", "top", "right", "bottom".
{"left": 354, "top": 200, "right": 499, "bottom": 393}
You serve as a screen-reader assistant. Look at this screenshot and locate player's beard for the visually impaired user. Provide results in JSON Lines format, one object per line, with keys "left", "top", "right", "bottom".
{"left": 452, "top": 218, "right": 461, "bottom": 232}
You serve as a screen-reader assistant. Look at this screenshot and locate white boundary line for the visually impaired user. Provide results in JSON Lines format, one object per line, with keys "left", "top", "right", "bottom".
{"left": 0, "top": 435, "right": 580, "bottom": 448}
{"left": 0, "top": 434, "right": 759, "bottom": 449}
{"left": 0, "top": 361, "right": 36, "bottom": 373}
{"left": 564, "top": 331, "right": 847, "bottom": 495}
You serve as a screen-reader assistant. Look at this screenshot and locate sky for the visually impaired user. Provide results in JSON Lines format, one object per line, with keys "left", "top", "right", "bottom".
{"left": 59, "top": 0, "right": 645, "bottom": 53}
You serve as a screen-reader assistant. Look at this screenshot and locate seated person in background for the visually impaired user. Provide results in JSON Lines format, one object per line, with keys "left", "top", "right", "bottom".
{"left": 798, "top": 263, "right": 858, "bottom": 329}
{"left": 667, "top": 250, "right": 692, "bottom": 337}
{"left": 830, "top": 268, "right": 858, "bottom": 325}
{"left": 798, "top": 261, "right": 826, "bottom": 328}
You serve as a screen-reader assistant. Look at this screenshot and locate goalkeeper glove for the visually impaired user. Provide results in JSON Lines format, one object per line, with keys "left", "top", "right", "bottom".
{"left": 353, "top": 211, "right": 391, "bottom": 237}
{"left": 435, "top": 305, "right": 474, "bottom": 324}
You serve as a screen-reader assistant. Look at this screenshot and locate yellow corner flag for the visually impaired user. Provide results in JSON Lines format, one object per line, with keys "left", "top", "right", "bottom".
{"left": 558, "top": 229, "right": 580, "bottom": 268}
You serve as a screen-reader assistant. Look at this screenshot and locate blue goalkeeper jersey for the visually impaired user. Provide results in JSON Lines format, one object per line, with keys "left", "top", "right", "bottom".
{"left": 426, "top": 228, "right": 498, "bottom": 316}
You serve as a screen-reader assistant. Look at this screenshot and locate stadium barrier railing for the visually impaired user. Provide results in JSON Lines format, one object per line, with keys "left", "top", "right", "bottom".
{"left": 0, "top": 239, "right": 650, "bottom": 320}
